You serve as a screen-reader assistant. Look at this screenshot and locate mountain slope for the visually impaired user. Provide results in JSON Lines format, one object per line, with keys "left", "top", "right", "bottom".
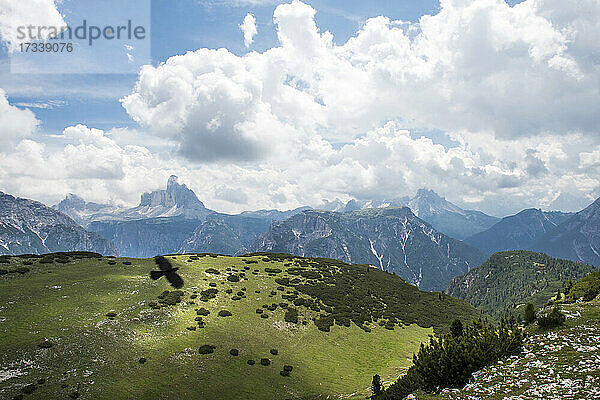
{"left": 0, "top": 192, "right": 116, "bottom": 255}
{"left": 465, "top": 208, "right": 573, "bottom": 254}
{"left": 252, "top": 207, "right": 487, "bottom": 291}
{"left": 320, "top": 189, "right": 499, "bottom": 240}
{"left": 530, "top": 197, "right": 600, "bottom": 267}
{"left": 446, "top": 251, "right": 596, "bottom": 316}
{"left": 0, "top": 252, "right": 481, "bottom": 400}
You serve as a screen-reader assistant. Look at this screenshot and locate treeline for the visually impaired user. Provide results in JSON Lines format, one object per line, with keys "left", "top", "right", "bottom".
{"left": 372, "top": 317, "right": 523, "bottom": 399}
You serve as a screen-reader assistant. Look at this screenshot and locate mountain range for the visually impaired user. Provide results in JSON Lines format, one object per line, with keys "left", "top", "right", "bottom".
{"left": 318, "top": 189, "right": 499, "bottom": 240}
{"left": 464, "top": 208, "right": 573, "bottom": 254}
{"left": 3, "top": 174, "right": 600, "bottom": 287}
{"left": 0, "top": 192, "right": 116, "bottom": 255}
{"left": 252, "top": 207, "right": 487, "bottom": 291}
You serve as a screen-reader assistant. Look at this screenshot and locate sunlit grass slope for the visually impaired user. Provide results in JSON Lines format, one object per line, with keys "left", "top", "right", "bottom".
{"left": 0, "top": 252, "right": 479, "bottom": 400}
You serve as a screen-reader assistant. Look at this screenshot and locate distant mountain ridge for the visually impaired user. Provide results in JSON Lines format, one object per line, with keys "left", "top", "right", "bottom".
{"left": 56, "top": 176, "right": 212, "bottom": 225}
{"left": 252, "top": 207, "right": 487, "bottom": 291}
{"left": 318, "top": 189, "right": 499, "bottom": 239}
{"left": 0, "top": 192, "right": 116, "bottom": 255}
{"left": 531, "top": 198, "right": 600, "bottom": 267}
{"left": 464, "top": 208, "right": 573, "bottom": 254}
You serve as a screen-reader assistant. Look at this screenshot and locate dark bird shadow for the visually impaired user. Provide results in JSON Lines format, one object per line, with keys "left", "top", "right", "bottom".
{"left": 150, "top": 256, "right": 184, "bottom": 289}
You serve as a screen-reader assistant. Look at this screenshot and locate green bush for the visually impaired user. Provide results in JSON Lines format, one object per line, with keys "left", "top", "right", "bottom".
{"left": 270, "top": 349, "right": 278, "bottom": 355}
{"left": 230, "top": 349, "right": 239, "bottom": 356}
{"left": 205, "top": 268, "right": 220, "bottom": 274}
{"left": 283, "top": 365, "right": 293, "bottom": 372}
{"left": 0, "top": 269, "right": 8, "bottom": 275}
{"left": 14, "top": 267, "right": 30, "bottom": 274}
{"left": 37, "top": 340, "right": 54, "bottom": 349}
{"left": 196, "top": 308, "right": 210, "bottom": 316}
{"left": 260, "top": 358, "right": 271, "bottom": 366}
{"left": 218, "top": 310, "right": 232, "bottom": 317}
{"left": 537, "top": 306, "right": 566, "bottom": 329}
{"left": 374, "top": 317, "right": 523, "bottom": 400}
{"left": 315, "top": 315, "right": 334, "bottom": 332}
{"left": 256, "top": 309, "right": 263, "bottom": 314}
{"left": 280, "top": 370, "right": 290, "bottom": 377}
{"left": 247, "top": 359, "right": 255, "bottom": 365}
{"left": 524, "top": 303, "right": 536, "bottom": 325}
{"left": 198, "top": 345, "right": 216, "bottom": 354}
{"left": 227, "top": 274, "right": 240, "bottom": 282}
{"left": 260, "top": 313, "right": 269, "bottom": 319}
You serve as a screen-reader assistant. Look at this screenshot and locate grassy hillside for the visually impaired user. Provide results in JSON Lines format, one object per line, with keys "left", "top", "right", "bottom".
{"left": 446, "top": 251, "right": 596, "bottom": 317}
{"left": 566, "top": 270, "right": 600, "bottom": 302}
{"left": 0, "top": 252, "right": 480, "bottom": 400}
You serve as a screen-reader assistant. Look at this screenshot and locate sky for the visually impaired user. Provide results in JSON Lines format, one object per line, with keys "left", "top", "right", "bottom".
{"left": 0, "top": 0, "right": 598, "bottom": 217}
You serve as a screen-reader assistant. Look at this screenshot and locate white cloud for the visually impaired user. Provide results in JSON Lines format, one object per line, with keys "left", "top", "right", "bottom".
{"left": 3, "top": 0, "right": 600, "bottom": 217}
{"left": 0, "top": 0, "right": 66, "bottom": 52}
{"left": 0, "top": 89, "right": 39, "bottom": 149}
{"left": 240, "top": 13, "right": 257, "bottom": 48}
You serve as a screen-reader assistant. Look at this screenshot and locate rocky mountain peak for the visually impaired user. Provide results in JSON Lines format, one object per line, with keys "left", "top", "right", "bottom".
{"left": 408, "top": 188, "right": 463, "bottom": 218}
{"left": 139, "top": 176, "right": 205, "bottom": 210}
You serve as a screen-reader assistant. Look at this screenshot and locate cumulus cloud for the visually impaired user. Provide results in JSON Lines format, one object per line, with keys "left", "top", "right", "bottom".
{"left": 240, "top": 13, "right": 257, "bottom": 47}
{"left": 3, "top": 0, "right": 600, "bottom": 216}
{"left": 0, "top": 0, "right": 66, "bottom": 52}
{"left": 0, "top": 89, "right": 39, "bottom": 149}
{"left": 116, "top": 0, "right": 600, "bottom": 215}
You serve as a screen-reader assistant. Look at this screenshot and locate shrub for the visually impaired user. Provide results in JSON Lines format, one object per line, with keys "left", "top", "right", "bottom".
{"left": 265, "top": 268, "right": 282, "bottom": 274}
{"left": 256, "top": 309, "right": 263, "bottom": 314}
{"left": 218, "top": 310, "right": 232, "bottom": 317}
{"left": 374, "top": 317, "right": 523, "bottom": 399}
{"left": 372, "top": 374, "right": 383, "bottom": 396}
{"left": 283, "top": 365, "right": 293, "bottom": 372}
{"left": 247, "top": 359, "right": 255, "bottom": 365}
{"left": 230, "top": 349, "right": 239, "bottom": 356}
{"left": 107, "top": 260, "right": 117, "bottom": 265}
{"left": 450, "top": 319, "right": 463, "bottom": 337}
{"left": 139, "top": 357, "right": 147, "bottom": 364}
{"left": 21, "top": 384, "right": 37, "bottom": 394}
{"left": 15, "top": 267, "right": 30, "bottom": 274}
{"left": 196, "top": 308, "right": 210, "bottom": 316}
{"left": 583, "top": 289, "right": 599, "bottom": 302}
{"left": 537, "top": 306, "right": 566, "bottom": 329}
{"left": 122, "top": 261, "right": 132, "bottom": 265}
{"left": 106, "top": 312, "right": 117, "bottom": 319}
{"left": 260, "top": 358, "right": 271, "bottom": 366}
{"left": 23, "top": 261, "right": 33, "bottom": 265}
{"left": 0, "top": 269, "right": 8, "bottom": 275}
{"left": 198, "top": 345, "right": 216, "bottom": 354}
{"left": 284, "top": 307, "right": 299, "bottom": 324}
{"left": 186, "top": 326, "right": 197, "bottom": 331}
{"left": 205, "top": 268, "right": 220, "bottom": 275}
{"left": 37, "top": 340, "right": 54, "bottom": 349}
{"left": 261, "top": 313, "right": 269, "bottom": 319}
{"left": 315, "top": 315, "right": 334, "bottom": 332}
{"left": 227, "top": 274, "right": 240, "bottom": 282}
{"left": 280, "top": 370, "right": 290, "bottom": 377}
{"left": 524, "top": 303, "right": 536, "bottom": 325}
{"left": 270, "top": 349, "right": 278, "bottom": 355}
